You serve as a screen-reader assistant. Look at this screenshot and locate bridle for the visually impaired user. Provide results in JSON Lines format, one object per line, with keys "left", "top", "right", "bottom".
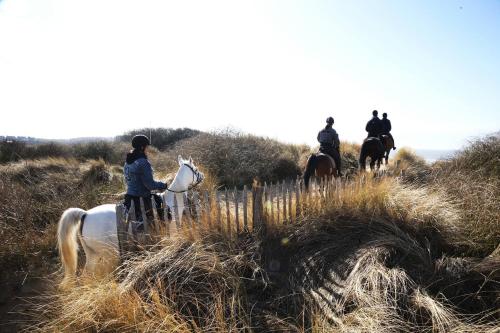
{"left": 165, "top": 163, "right": 203, "bottom": 194}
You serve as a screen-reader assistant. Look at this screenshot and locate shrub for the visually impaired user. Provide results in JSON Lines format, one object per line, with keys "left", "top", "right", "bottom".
{"left": 71, "top": 141, "right": 128, "bottom": 164}
{"left": 162, "top": 130, "right": 307, "bottom": 187}
{"left": 117, "top": 128, "right": 201, "bottom": 151}
{"left": 0, "top": 141, "right": 28, "bottom": 163}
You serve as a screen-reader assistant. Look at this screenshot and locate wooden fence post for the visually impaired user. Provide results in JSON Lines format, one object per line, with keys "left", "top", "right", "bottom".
{"left": 225, "top": 188, "right": 231, "bottom": 237}
{"left": 115, "top": 204, "right": 127, "bottom": 259}
{"left": 139, "top": 197, "right": 149, "bottom": 234}
{"left": 216, "top": 191, "right": 222, "bottom": 231}
{"left": 263, "top": 182, "right": 268, "bottom": 221}
{"left": 128, "top": 199, "right": 137, "bottom": 239}
{"left": 295, "top": 178, "right": 301, "bottom": 219}
{"left": 252, "top": 184, "right": 264, "bottom": 231}
{"left": 204, "top": 191, "right": 211, "bottom": 227}
{"left": 243, "top": 185, "right": 248, "bottom": 231}
{"left": 234, "top": 187, "right": 239, "bottom": 234}
{"left": 183, "top": 194, "right": 192, "bottom": 228}
{"left": 270, "top": 183, "right": 275, "bottom": 225}
{"left": 150, "top": 196, "right": 159, "bottom": 237}
{"left": 276, "top": 184, "right": 280, "bottom": 224}
{"left": 193, "top": 191, "right": 200, "bottom": 224}
{"left": 282, "top": 181, "right": 287, "bottom": 224}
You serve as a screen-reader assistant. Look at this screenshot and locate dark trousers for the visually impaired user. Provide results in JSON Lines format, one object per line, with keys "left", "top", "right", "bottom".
{"left": 319, "top": 145, "right": 342, "bottom": 174}
{"left": 124, "top": 194, "right": 165, "bottom": 221}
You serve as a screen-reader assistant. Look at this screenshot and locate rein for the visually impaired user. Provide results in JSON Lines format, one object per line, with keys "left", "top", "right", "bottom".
{"left": 165, "top": 163, "right": 203, "bottom": 194}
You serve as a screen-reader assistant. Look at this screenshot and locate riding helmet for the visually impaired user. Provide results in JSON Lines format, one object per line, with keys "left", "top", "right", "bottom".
{"left": 372, "top": 110, "right": 378, "bottom": 116}
{"left": 131, "top": 135, "right": 151, "bottom": 149}
{"left": 326, "top": 117, "right": 334, "bottom": 124}
{"left": 382, "top": 112, "right": 387, "bottom": 118}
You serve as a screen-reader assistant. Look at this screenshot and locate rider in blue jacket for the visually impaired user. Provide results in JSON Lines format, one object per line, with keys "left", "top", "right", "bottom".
{"left": 124, "top": 135, "right": 167, "bottom": 223}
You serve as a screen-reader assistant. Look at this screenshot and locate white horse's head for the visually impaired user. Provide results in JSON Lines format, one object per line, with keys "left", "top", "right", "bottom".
{"left": 173, "top": 155, "right": 204, "bottom": 191}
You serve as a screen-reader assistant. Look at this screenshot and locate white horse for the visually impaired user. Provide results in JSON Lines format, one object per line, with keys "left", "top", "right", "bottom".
{"left": 57, "top": 155, "right": 204, "bottom": 286}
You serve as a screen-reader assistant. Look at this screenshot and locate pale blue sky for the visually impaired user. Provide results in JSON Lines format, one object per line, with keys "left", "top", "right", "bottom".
{"left": 0, "top": 0, "right": 498, "bottom": 149}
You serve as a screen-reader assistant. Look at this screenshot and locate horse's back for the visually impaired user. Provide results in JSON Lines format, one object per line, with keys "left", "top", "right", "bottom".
{"left": 82, "top": 204, "right": 118, "bottom": 246}
{"left": 361, "top": 138, "right": 385, "bottom": 157}
{"left": 381, "top": 135, "right": 394, "bottom": 150}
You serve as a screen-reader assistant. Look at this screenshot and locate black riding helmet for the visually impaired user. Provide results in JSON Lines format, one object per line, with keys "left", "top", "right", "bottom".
{"left": 372, "top": 110, "right": 378, "bottom": 116}
{"left": 382, "top": 112, "right": 388, "bottom": 118}
{"left": 326, "top": 117, "right": 334, "bottom": 125}
{"left": 131, "top": 135, "right": 151, "bottom": 149}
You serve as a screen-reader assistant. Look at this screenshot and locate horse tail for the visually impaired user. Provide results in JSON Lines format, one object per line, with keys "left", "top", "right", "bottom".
{"left": 304, "top": 154, "right": 317, "bottom": 190}
{"left": 57, "top": 208, "right": 86, "bottom": 287}
{"left": 359, "top": 142, "right": 368, "bottom": 171}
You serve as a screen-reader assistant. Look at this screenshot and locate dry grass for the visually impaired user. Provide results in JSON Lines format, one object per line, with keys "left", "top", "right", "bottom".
{"left": 387, "top": 137, "right": 500, "bottom": 256}
{"left": 2, "top": 134, "right": 499, "bottom": 332}
{"left": 26, "top": 176, "right": 500, "bottom": 332}
{"left": 0, "top": 158, "right": 124, "bottom": 290}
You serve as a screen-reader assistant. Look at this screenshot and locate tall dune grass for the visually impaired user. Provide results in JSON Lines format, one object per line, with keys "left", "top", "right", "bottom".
{"left": 0, "top": 158, "right": 124, "bottom": 289}
{"left": 27, "top": 176, "right": 499, "bottom": 332}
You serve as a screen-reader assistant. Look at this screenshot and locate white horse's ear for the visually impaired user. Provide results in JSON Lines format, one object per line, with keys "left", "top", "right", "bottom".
{"left": 178, "top": 155, "right": 183, "bottom": 165}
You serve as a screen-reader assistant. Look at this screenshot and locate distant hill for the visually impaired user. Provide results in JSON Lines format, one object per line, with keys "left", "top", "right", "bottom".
{"left": 0, "top": 135, "right": 113, "bottom": 144}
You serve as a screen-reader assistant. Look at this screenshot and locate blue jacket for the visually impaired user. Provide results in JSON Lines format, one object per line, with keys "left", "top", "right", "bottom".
{"left": 124, "top": 151, "right": 166, "bottom": 197}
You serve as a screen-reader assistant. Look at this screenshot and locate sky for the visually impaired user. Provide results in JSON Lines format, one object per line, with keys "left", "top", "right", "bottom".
{"left": 0, "top": 0, "right": 499, "bottom": 149}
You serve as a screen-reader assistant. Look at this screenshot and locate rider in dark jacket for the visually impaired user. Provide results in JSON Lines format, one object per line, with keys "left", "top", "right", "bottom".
{"left": 365, "top": 110, "right": 383, "bottom": 138}
{"left": 124, "top": 135, "right": 167, "bottom": 223}
{"left": 317, "top": 117, "right": 342, "bottom": 176}
{"left": 381, "top": 112, "right": 396, "bottom": 150}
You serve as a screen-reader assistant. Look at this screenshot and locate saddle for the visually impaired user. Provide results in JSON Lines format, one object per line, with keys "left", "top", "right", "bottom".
{"left": 316, "top": 151, "right": 337, "bottom": 171}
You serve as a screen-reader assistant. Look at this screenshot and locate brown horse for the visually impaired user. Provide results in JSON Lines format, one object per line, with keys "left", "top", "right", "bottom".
{"left": 303, "top": 153, "right": 337, "bottom": 190}
{"left": 359, "top": 137, "right": 385, "bottom": 171}
{"left": 380, "top": 135, "right": 394, "bottom": 165}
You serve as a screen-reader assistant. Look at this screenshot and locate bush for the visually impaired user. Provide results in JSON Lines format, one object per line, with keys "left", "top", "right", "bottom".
{"left": 72, "top": 141, "right": 128, "bottom": 164}
{"left": 117, "top": 128, "right": 201, "bottom": 151}
{"left": 0, "top": 141, "right": 128, "bottom": 165}
{"left": 163, "top": 130, "right": 308, "bottom": 187}
{"left": 0, "top": 141, "right": 28, "bottom": 163}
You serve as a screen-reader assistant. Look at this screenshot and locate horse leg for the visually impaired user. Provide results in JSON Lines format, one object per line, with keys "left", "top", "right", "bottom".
{"left": 370, "top": 158, "right": 375, "bottom": 171}
{"left": 385, "top": 150, "right": 389, "bottom": 165}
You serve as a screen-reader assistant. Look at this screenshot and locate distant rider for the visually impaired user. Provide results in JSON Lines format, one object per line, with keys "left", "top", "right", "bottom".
{"left": 381, "top": 112, "right": 396, "bottom": 150}
{"left": 123, "top": 135, "right": 167, "bottom": 225}
{"left": 317, "top": 117, "right": 342, "bottom": 176}
{"left": 365, "top": 110, "right": 383, "bottom": 138}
